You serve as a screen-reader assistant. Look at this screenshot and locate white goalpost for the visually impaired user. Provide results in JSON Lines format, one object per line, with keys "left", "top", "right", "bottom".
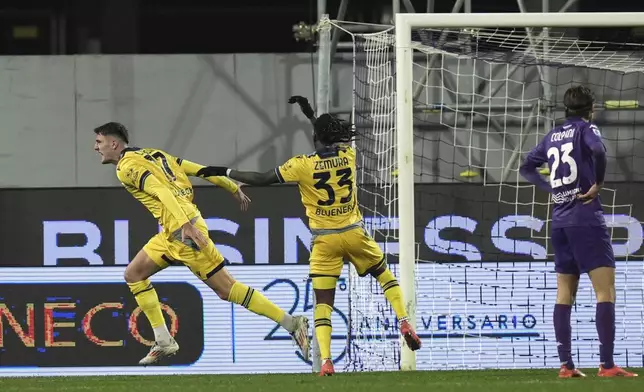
{"left": 316, "top": 12, "right": 644, "bottom": 373}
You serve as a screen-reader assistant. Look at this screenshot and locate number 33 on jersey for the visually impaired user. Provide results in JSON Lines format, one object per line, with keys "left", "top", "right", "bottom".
{"left": 275, "top": 145, "right": 362, "bottom": 231}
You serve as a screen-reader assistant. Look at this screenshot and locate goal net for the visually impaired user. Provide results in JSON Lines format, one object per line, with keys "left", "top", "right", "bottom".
{"left": 332, "top": 13, "right": 644, "bottom": 371}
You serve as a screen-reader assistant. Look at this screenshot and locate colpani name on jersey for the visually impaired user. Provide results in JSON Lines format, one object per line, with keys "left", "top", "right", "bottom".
{"left": 314, "top": 156, "right": 350, "bottom": 171}
{"left": 550, "top": 126, "right": 575, "bottom": 142}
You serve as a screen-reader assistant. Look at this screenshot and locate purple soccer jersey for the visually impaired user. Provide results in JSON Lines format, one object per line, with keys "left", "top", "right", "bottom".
{"left": 522, "top": 117, "right": 607, "bottom": 228}
{"left": 520, "top": 117, "right": 614, "bottom": 275}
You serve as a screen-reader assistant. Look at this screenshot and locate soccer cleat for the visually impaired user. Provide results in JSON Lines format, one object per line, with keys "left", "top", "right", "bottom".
{"left": 138, "top": 338, "right": 179, "bottom": 365}
{"left": 598, "top": 365, "right": 638, "bottom": 377}
{"left": 558, "top": 365, "right": 586, "bottom": 378}
{"left": 320, "top": 359, "right": 335, "bottom": 376}
{"left": 290, "top": 315, "right": 311, "bottom": 361}
{"left": 400, "top": 319, "right": 422, "bottom": 351}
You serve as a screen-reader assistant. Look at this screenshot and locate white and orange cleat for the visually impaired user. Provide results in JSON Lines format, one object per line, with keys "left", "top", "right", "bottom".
{"left": 138, "top": 338, "right": 179, "bottom": 365}
{"left": 319, "top": 359, "right": 335, "bottom": 376}
{"left": 558, "top": 365, "right": 586, "bottom": 378}
{"left": 290, "top": 315, "right": 310, "bottom": 361}
{"left": 598, "top": 365, "right": 638, "bottom": 377}
{"left": 400, "top": 319, "right": 421, "bottom": 351}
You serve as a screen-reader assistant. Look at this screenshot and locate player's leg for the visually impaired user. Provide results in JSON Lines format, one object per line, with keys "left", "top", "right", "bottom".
{"left": 571, "top": 226, "right": 637, "bottom": 377}
{"left": 309, "top": 232, "right": 343, "bottom": 376}
{"left": 128, "top": 235, "right": 179, "bottom": 365}
{"left": 344, "top": 227, "right": 421, "bottom": 351}
{"left": 202, "top": 265, "right": 309, "bottom": 358}
{"left": 550, "top": 227, "right": 584, "bottom": 378}
{"left": 174, "top": 217, "right": 310, "bottom": 359}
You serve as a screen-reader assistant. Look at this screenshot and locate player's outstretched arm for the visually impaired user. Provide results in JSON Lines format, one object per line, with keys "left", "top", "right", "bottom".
{"left": 519, "top": 142, "right": 552, "bottom": 193}
{"left": 228, "top": 169, "right": 280, "bottom": 186}
{"left": 178, "top": 159, "right": 251, "bottom": 210}
{"left": 179, "top": 159, "right": 240, "bottom": 194}
{"left": 289, "top": 95, "right": 316, "bottom": 124}
{"left": 193, "top": 166, "right": 280, "bottom": 186}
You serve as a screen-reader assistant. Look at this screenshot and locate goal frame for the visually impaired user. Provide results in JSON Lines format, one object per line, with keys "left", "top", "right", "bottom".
{"left": 394, "top": 12, "right": 644, "bottom": 371}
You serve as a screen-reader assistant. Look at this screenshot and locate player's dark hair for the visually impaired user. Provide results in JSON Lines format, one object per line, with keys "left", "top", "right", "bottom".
{"left": 313, "top": 113, "right": 355, "bottom": 145}
{"left": 94, "top": 122, "right": 130, "bottom": 144}
{"left": 564, "top": 85, "right": 595, "bottom": 119}
{"left": 288, "top": 95, "right": 356, "bottom": 145}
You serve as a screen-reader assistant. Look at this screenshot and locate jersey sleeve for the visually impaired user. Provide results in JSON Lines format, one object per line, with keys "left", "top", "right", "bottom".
{"left": 582, "top": 123, "right": 607, "bottom": 184}
{"left": 582, "top": 124, "right": 606, "bottom": 153}
{"left": 519, "top": 139, "right": 552, "bottom": 193}
{"left": 178, "top": 158, "right": 239, "bottom": 194}
{"left": 275, "top": 155, "right": 307, "bottom": 183}
{"left": 117, "top": 155, "right": 191, "bottom": 226}
{"left": 524, "top": 139, "right": 548, "bottom": 167}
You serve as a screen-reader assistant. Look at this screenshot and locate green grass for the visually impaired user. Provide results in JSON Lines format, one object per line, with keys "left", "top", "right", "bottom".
{"left": 0, "top": 369, "right": 641, "bottom": 392}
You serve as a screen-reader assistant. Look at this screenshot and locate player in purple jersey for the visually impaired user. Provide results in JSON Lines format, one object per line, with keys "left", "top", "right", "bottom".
{"left": 520, "top": 86, "right": 637, "bottom": 378}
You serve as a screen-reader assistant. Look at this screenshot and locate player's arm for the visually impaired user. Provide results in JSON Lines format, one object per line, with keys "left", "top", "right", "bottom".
{"left": 289, "top": 95, "right": 316, "bottom": 124}
{"left": 519, "top": 140, "right": 552, "bottom": 193}
{"left": 117, "top": 157, "right": 191, "bottom": 227}
{"left": 198, "top": 155, "right": 304, "bottom": 186}
{"left": 583, "top": 124, "right": 607, "bottom": 186}
{"left": 178, "top": 158, "right": 240, "bottom": 194}
{"left": 227, "top": 169, "right": 280, "bottom": 186}
{"left": 190, "top": 167, "right": 280, "bottom": 186}
{"left": 576, "top": 124, "right": 607, "bottom": 203}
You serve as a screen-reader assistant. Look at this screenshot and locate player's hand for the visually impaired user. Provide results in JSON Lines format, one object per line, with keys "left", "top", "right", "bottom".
{"left": 288, "top": 95, "right": 315, "bottom": 120}
{"left": 181, "top": 222, "right": 208, "bottom": 249}
{"left": 233, "top": 185, "right": 251, "bottom": 211}
{"left": 577, "top": 183, "right": 601, "bottom": 204}
{"left": 288, "top": 95, "right": 308, "bottom": 105}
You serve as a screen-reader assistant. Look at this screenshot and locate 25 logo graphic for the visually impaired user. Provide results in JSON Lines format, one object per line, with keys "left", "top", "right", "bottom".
{"left": 262, "top": 277, "right": 349, "bottom": 365}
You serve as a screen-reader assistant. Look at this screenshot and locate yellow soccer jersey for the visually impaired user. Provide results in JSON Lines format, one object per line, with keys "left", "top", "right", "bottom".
{"left": 275, "top": 145, "right": 362, "bottom": 230}
{"left": 117, "top": 147, "right": 239, "bottom": 236}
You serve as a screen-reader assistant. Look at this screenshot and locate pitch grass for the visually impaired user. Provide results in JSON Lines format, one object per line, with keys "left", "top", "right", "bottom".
{"left": 0, "top": 369, "right": 640, "bottom": 392}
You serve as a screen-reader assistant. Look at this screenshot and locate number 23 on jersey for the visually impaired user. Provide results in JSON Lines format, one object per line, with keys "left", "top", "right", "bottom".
{"left": 547, "top": 142, "right": 578, "bottom": 188}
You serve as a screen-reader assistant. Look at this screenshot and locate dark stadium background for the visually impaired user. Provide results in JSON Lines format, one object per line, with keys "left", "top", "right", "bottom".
{"left": 0, "top": 0, "right": 643, "bottom": 55}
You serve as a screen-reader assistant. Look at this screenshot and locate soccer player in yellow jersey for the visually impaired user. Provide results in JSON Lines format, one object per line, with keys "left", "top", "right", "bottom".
{"left": 203, "top": 96, "right": 421, "bottom": 376}
{"left": 93, "top": 122, "right": 309, "bottom": 365}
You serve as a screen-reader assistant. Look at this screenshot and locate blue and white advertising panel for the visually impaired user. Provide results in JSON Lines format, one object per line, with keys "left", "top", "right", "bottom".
{"left": 0, "top": 261, "right": 642, "bottom": 376}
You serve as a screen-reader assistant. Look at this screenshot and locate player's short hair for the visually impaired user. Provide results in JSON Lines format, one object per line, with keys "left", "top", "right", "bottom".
{"left": 563, "top": 85, "right": 595, "bottom": 119}
{"left": 313, "top": 114, "right": 356, "bottom": 145}
{"left": 94, "top": 122, "right": 130, "bottom": 144}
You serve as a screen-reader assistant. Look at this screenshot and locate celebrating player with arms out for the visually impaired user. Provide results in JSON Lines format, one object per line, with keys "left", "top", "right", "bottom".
{"left": 520, "top": 86, "right": 636, "bottom": 378}
{"left": 93, "top": 122, "right": 309, "bottom": 365}
{"left": 202, "top": 96, "right": 421, "bottom": 376}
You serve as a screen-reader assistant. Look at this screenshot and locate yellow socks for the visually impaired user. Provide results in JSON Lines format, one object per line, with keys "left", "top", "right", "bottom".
{"left": 228, "top": 281, "right": 286, "bottom": 324}
{"left": 127, "top": 279, "right": 171, "bottom": 343}
{"left": 376, "top": 268, "right": 409, "bottom": 321}
{"left": 314, "top": 303, "right": 333, "bottom": 360}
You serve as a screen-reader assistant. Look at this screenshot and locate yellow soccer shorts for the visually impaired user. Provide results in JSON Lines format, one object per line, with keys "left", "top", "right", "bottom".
{"left": 143, "top": 216, "right": 225, "bottom": 280}
{"left": 310, "top": 226, "right": 386, "bottom": 289}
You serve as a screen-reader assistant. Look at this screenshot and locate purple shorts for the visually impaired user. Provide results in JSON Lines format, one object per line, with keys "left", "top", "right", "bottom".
{"left": 552, "top": 226, "right": 615, "bottom": 275}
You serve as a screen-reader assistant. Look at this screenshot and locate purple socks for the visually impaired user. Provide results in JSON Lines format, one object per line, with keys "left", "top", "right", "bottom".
{"left": 596, "top": 302, "right": 615, "bottom": 369}
{"left": 554, "top": 304, "right": 574, "bottom": 369}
